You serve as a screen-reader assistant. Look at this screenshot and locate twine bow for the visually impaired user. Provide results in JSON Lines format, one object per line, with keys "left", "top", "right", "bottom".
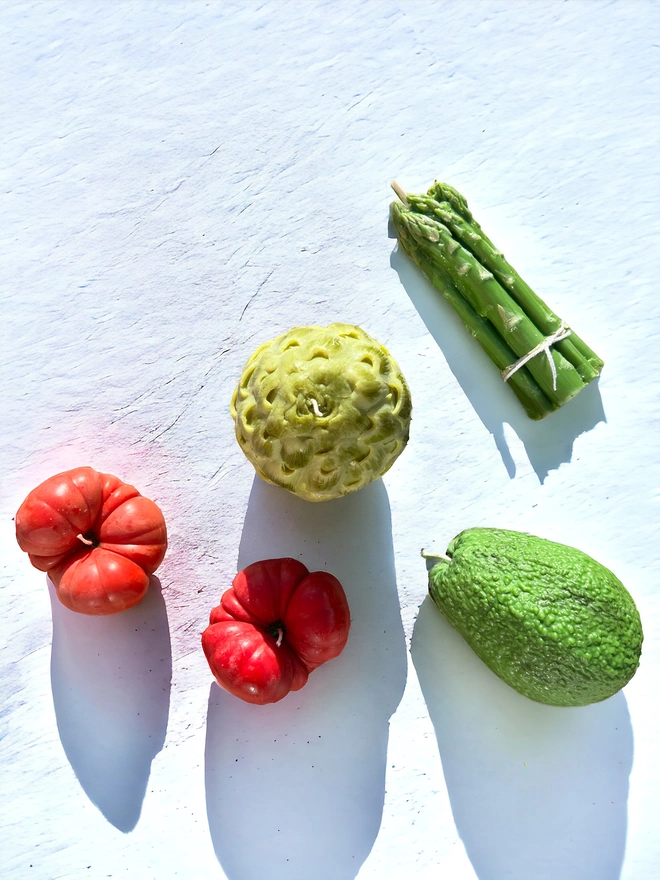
{"left": 501, "top": 321, "right": 572, "bottom": 391}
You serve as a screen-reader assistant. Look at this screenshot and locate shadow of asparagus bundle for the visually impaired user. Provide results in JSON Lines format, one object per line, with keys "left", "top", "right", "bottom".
{"left": 390, "top": 180, "right": 603, "bottom": 420}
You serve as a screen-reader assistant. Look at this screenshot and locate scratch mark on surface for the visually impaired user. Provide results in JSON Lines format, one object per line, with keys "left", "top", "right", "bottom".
{"left": 204, "top": 348, "right": 230, "bottom": 376}
{"left": 146, "top": 382, "right": 207, "bottom": 441}
{"left": 348, "top": 93, "right": 371, "bottom": 111}
{"left": 240, "top": 269, "right": 274, "bottom": 320}
{"left": 209, "top": 462, "right": 241, "bottom": 485}
{"left": 153, "top": 179, "right": 186, "bottom": 212}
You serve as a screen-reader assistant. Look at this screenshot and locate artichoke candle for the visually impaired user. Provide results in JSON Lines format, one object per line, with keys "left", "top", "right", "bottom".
{"left": 231, "top": 323, "right": 412, "bottom": 501}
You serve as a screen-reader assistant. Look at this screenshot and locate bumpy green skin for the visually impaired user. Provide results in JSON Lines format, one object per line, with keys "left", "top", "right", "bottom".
{"left": 231, "top": 323, "right": 412, "bottom": 502}
{"left": 428, "top": 528, "right": 643, "bottom": 706}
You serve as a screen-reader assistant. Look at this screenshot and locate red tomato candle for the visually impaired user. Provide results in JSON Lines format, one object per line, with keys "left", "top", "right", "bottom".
{"left": 202, "top": 558, "right": 351, "bottom": 704}
{"left": 15, "top": 466, "right": 167, "bottom": 615}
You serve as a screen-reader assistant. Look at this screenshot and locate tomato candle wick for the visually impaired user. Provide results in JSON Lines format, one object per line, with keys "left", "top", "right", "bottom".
{"left": 76, "top": 533, "right": 95, "bottom": 546}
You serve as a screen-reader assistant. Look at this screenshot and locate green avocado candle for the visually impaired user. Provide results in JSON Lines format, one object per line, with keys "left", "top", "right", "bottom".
{"left": 427, "top": 528, "right": 643, "bottom": 706}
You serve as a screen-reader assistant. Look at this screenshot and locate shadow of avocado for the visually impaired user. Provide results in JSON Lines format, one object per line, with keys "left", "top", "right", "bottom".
{"left": 390, "top": 245, "right": 606, "bottom": 482}
{"left": 205, "top": 477, "right": 407, "bottom": 880}
{"left": 411, "top": 596, "right": 633, "bottom": 880}
{"left": 49, "top": 576, "right": 172, "bottom": 833}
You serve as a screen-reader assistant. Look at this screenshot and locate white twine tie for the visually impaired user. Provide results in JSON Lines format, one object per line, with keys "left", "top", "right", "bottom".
{"left": 501, "top": 321, "right": 572, "bottom": 391}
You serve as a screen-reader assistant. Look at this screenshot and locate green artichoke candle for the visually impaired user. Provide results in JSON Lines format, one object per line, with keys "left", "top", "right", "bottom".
{"left": 231, "top": 323, "right": 412, "bottom": 501}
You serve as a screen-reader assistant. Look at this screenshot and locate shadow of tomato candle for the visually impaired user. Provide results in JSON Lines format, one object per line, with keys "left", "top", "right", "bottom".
{"left": 205, "top": 477, "right": 408, "bottom": 880}
{"left": 49, "top": 576, "right": 172, "bottom": 832}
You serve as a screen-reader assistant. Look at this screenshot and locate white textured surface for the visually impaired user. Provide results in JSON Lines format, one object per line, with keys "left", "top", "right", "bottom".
{"left": 1, "top": 2, "right": 659, "bottom": 878}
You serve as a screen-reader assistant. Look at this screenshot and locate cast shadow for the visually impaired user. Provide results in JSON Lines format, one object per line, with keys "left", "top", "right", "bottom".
{"left": 390, "top": 246, "right": 606, "bottom": 482}
{"left": 49, "top": 575, "right": 172, "bottom": 832}
{"left": 205, "top": 477, "right": 408, "bottom": 880}
{"left": 411, "top": 596, "right": 633, "bottom": 880}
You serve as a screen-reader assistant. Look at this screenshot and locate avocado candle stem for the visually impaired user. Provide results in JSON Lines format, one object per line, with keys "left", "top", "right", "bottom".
{"left": 421, "top": 549, "right": 451, "bottom": 567}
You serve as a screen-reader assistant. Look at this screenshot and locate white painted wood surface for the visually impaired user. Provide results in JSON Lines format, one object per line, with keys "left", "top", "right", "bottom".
{"left": 2, "top": 3, "right": 658, "bottom": 878}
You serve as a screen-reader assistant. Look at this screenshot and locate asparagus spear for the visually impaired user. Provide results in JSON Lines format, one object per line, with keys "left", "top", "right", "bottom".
{"left": 393, "top": 205, "right": 556, "bottom": 419}
{"left": 390, "top": 181, "right": 603, "bottom": 419}
{"left": 409, "top": 188, "right": 603, "bottom": 381}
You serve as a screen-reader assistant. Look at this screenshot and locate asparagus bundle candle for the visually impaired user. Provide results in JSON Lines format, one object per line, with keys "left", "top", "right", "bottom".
{"left": 390, "top": 180, "right": 603, "bottom": 420}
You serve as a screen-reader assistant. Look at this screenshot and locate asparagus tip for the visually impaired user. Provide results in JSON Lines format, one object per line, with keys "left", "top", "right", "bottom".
{"left": 391, "top": 179, "right": 409, "bottom": 206}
